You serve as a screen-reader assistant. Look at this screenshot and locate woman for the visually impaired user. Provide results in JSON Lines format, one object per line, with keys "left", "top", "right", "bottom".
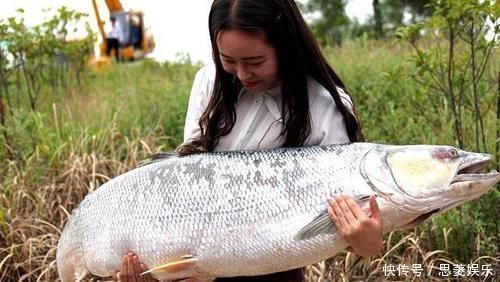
{"left": 116, "top": 0, "right": 383, "bottom": 281}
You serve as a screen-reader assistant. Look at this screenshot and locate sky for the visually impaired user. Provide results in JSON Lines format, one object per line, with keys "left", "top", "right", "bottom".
{"left": 0, "top": 0, "right": 373, "bottom": 64}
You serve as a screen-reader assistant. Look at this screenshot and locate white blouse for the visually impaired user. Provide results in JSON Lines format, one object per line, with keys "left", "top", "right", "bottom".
{"left": 183, "top": 64, "right": 353, "bottom": 151}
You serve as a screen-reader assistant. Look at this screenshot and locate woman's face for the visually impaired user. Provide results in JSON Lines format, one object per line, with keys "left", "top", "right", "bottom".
{"left": 216, "top": 29, "right": 280, "bottom": 93}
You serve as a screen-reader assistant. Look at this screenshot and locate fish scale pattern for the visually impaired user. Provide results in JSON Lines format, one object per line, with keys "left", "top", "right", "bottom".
{"left": 57, "top": 143, "right": 379, "bottom": 280}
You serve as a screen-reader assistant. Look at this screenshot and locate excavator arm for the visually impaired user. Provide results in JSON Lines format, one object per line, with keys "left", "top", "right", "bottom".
{"left": 92, "top": 0, "right": 124, "bottom": 41}
{"left": 91, "top": 0, "right": 106, "bottom": 41}
{"left": 104, "top": 0, "right": 124, "bottom": 13}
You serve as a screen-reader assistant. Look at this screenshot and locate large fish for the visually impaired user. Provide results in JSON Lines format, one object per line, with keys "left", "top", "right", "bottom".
{"left": 56, "top": 143, "right": 499, "bottom": 281}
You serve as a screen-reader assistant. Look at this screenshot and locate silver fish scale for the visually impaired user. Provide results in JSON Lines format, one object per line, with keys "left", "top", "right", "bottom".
{"left": 58, "top": 143, "right": 376, "bottom": 279}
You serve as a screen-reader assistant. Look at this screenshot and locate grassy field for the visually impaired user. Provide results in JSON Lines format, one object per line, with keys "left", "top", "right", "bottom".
{"left": 0, "top": 39, "right": 498, "bottom": 281}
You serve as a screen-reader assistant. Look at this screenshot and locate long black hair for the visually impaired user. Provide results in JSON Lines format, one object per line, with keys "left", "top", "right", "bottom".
{"left": 178, "top": 0, "right": 363, "bottom": 155}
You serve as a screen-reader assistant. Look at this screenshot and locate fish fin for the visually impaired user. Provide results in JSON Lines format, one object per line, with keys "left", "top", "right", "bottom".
{"left": 294, "top": 195, "right": 372, "bottom": 240}
{"left": 294, "top": 209, "right": 337, "bottom": 240}
{"left": 140, "top": 256, "right": 198, "bottom": 276}
{"left": 138, "top": 151, "right": 178, "bottom": 167}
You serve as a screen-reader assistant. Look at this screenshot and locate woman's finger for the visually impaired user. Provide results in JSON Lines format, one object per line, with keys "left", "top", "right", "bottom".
{"left": 336, "top": 209, "right": 349, "bottom": 229}
{"left": 369, "top": 195, "right": 382, "bottom": 222}
{"left": 330, "top": 198, "right": 349, "bottom": 229}
{"left": 133, "top": 255, "right": 144, "bottom": 282}
{"left": 337, "top": 195, "right": 357, "bottom": 224}
{"left": 328, "top": 205, "right": 344, "bottom": 230}
{"left": 328, "top": 201, "right": 347, "bottom": 233}
{"left": 127, "top": 254, "right": 136, "bottom": 281}
{"left": 344, "top": 195, "right": 367, "bottom": 220}
{"left": 329, "top": 197, "right": 343, "bottom": 219}
{"left": 120, "top": 255, "right": 128, "bottom": 282}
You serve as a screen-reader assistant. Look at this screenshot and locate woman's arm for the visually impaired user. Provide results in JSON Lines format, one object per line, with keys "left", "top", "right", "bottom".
{"left": 183, "top": 64, "right": 215, "bottom": 143}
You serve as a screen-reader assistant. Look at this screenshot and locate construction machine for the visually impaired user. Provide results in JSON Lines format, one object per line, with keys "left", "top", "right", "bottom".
{"left": 91, "top": 0, "right": 155, "bottom": 64}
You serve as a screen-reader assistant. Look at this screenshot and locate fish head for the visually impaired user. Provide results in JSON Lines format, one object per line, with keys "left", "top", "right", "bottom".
{"left": 362, "top": 144, "right": 499, "bottom": 230}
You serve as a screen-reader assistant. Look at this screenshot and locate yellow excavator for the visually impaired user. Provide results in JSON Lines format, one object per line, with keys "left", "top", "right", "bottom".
{"left": 91, "top": 0, "right": 155, "bottom": 66}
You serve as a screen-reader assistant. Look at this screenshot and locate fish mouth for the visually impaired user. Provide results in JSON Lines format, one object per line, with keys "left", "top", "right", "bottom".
{"left": 451, "top": 155, "right": 497, "bottom": 184}
{"left": 452, "top": 170, "right": 500, "bottom": 184}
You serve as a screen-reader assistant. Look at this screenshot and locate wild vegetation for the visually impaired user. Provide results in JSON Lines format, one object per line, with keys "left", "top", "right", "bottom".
{"left": 0, "top": 0, "right": 498, "bottom": 281}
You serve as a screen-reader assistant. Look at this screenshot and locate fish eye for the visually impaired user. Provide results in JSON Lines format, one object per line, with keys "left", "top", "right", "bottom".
{"left": 448, "top": 149, "right": 459, "bottom": 158}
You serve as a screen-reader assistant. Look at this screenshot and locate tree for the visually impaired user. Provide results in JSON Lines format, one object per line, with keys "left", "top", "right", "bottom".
{"left": 373, "top": 0, "right": 383, "bottom": 38}
{"left": 399, "top": 0, "right": 499, "bottom": 152}
{"left": 372, "top": 0, "right": 433, "bottom": 38}
{"left": 304, "top": 0, "right": 350, "bottom": 46}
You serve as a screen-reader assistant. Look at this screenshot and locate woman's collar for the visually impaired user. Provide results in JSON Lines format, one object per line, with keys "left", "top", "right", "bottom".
{"left": 240, "top": 84, "right": 281, "bottom": 98}
{"left": 264, "top": 84, "right": 281, "bottom": 96}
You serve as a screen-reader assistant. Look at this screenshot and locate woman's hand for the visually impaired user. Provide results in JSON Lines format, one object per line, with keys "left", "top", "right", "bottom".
{"left": 113, "top": 253, "right": 158, "bottom": 282}
{"left": 328, "top": 195, "right": 383, "bottom": 258}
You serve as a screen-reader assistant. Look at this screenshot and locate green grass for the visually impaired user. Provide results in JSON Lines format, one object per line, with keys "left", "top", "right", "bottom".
{"left": 0, "top": 40, "right": 498, "bottom": 281}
